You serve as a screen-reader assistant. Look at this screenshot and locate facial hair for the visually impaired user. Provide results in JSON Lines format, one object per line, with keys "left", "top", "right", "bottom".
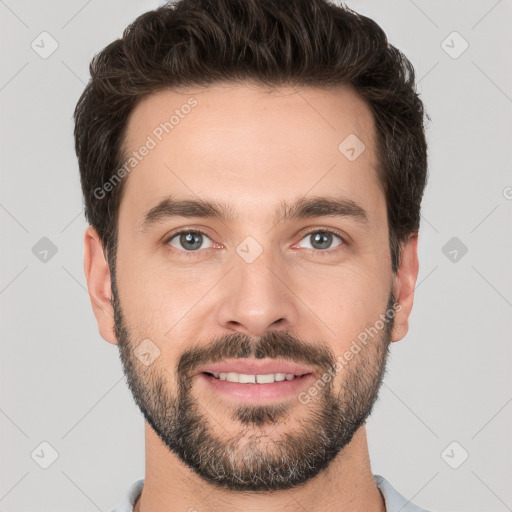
{"left": 112, "top": 272, "right": 395, "bottom": 492}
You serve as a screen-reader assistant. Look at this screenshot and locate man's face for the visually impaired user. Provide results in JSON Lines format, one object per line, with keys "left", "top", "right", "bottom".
{"left": 108, "top": 84, "right": 400, "bottom": 490}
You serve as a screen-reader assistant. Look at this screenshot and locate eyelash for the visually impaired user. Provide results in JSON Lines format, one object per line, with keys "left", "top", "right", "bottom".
{"left": 164, "top": 228, "right": 347, "bottom": 258}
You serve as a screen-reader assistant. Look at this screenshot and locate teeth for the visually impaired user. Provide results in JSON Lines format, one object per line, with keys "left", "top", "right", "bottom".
{"left": 211, "top": 372, "right": 299, "bottom": 383}
{"left": 226, "top": 372, "right": 239, "bottom": 382}
{"left": 256, "top": 374, "right": 274, "bottom": 384}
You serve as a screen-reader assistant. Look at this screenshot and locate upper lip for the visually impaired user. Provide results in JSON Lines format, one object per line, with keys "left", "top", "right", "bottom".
{"left": 196, "top": 359, "right": 315, "bottom": 377}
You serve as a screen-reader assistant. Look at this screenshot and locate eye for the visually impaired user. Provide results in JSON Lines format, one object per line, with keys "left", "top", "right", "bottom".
{"left": 166, "top": 230, "right": 213, "bottom": 252}
{"left": 297, "top": 230, "right": 344, "bottom": 251}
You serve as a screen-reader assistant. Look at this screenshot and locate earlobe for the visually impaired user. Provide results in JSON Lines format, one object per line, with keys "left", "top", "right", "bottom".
{"left": 390, "top": 233, "right": 419, "bottom": 343}
{"left": 83, "top": 226, "right": 117, "bottom": 345}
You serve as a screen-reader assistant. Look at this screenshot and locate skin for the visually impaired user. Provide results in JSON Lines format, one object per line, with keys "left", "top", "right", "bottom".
{"left": 84, "top": 83, "right": 419, "bottom": 512}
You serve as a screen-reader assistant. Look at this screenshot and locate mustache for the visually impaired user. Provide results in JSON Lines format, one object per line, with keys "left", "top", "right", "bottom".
{"left": 177, "top": 330, "right": 336, "bottom": 378}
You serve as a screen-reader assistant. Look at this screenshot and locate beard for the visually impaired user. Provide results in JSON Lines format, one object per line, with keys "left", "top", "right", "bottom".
{"left": 111, "top": 272, "right": 394, "bottom": 492}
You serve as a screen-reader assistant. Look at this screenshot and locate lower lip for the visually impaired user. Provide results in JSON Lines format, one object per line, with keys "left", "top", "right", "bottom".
{"left": 197, "top": 373, "right": 316, "bottom": 404}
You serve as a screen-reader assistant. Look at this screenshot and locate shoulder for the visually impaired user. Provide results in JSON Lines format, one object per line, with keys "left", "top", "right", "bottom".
{"left": 109, "top": 478, "right": 144, "bottom": 512}
{"left": 373, "top": 474, "right": 432, "bottom": 512}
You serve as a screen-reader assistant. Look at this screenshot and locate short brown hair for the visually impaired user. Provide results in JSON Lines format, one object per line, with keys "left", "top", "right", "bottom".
{"left": 73, "top": 0, "right": 429, "bottom": 273}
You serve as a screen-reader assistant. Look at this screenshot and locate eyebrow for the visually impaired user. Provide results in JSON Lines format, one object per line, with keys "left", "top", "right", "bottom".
{"left": 138, "top": 194, "right": 369, "bottom": 232}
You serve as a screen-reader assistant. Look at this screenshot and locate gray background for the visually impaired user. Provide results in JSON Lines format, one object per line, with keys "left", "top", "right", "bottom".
{"left": 1, "top": 0, "right": 511, "bottom": 511}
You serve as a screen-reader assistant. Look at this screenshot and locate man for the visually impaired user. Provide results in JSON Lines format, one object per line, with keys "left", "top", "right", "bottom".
{"left": 74, "top": 0, "right": 430, "bottom": 510}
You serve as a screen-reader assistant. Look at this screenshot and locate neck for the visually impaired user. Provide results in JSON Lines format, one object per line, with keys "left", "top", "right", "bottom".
{"left": 133, "top": 423, "right": 385, "bottom": 512}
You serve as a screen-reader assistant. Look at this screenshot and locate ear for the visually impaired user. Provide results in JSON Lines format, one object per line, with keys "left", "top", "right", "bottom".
{"left": 83, "top": 226, "right": 117, "bottom": 345}
{"left": 391, "top": 232, "right": 419, "bottom": 343}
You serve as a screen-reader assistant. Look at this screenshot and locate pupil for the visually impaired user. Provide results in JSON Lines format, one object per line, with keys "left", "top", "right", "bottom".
{"left": 181, "top": 231, "right": 202, "bottom": 250}
{"left": 312, "top": 232, "right": 332, "bottom": 250}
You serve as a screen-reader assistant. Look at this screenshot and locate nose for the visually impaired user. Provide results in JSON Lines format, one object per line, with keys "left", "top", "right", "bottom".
{"left": 216, "top": 251, "right": 299, "bottom": 338}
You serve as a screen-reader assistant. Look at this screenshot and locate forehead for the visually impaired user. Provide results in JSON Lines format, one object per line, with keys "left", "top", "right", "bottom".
{"left": 119, "top": 83, "right": 383, "bottom": 227}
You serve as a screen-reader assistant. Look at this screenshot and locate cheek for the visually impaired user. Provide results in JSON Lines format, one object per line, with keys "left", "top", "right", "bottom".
{"left": 115, "top": 249, "right": 216, "bottom": 339}
{"left": 300, "top": 265, "right": 390, "bottom": 349}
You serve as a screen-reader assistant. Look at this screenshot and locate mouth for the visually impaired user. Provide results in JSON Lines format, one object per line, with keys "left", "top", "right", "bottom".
{"left": 195, "top": 359, "right": 316, "bottom": 403}
{"left": 196, "top": 358, "right": 315, "bottom": 378}
{"left": 203, "top": 371, "right": 310, "bottom": 383}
